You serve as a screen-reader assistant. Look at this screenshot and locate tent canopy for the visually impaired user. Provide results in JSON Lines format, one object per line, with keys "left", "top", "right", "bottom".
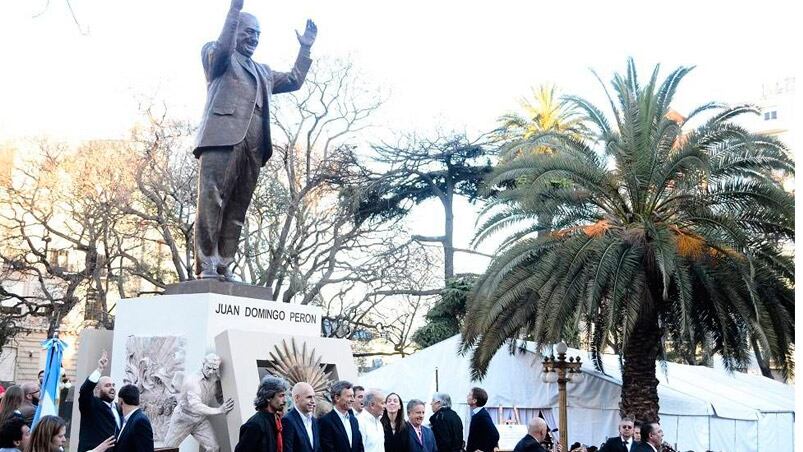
{"left": 358, "top": 335, "right": 794, "bottom": 451}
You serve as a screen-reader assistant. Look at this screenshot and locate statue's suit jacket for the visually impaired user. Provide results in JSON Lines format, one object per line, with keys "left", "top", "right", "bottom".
{"left": 194, "top": 8, "right": 312, "bottom": 165}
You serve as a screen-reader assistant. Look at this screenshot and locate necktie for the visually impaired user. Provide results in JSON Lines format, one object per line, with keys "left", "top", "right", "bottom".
{"left": 416, "top": 428, "right": 423, "bottom": 445}
{"left": 274, "top": 414, "right": 283, "bottom": 452}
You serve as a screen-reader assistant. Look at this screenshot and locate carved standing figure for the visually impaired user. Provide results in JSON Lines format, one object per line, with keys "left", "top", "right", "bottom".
{"left": 193, "top": 0, "right": 317, "bottom": 280}
{"left": 163, "top": 354, "right": 235, "bottom": 451}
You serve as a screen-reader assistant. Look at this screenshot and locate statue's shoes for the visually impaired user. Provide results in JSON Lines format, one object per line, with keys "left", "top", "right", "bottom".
{"left": 221, "top": 269, "right": 238, "bottom": 282}
{"left": 197, "top": 269, "right": 222, "bottom": 279}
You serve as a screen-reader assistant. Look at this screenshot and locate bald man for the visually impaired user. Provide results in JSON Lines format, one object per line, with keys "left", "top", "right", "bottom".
{"left": 282, "top": 383, "right": 321, "bottom": 452}
{"left": 356, "top": 389, "right": 384, "bottom": 452}
{"left": 18, "top": 382, "right": 39, "bottom": 426}
{"left": 78, "top": 351, "right": 121, "bottom": 452}
{"left": 512, "top": 418, "right": 547, "bottom": 452}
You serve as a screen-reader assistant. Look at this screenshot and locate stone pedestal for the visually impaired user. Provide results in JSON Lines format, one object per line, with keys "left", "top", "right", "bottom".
{"left": 103, "top": 284, "right": 325, "bottom": 452}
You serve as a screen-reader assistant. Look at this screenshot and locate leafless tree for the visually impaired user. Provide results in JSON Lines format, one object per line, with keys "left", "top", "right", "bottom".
{"left": 121, "top": 104, "right": 198, "bottom": 288}
{"left": 233, "top": 58, "right": 442, "bottom": 354}
{"left": 0, "top": 139, "right": 135, "bottom": 337}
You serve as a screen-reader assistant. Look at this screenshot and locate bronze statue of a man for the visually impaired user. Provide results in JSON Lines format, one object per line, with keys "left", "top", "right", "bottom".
{"left": 193, "top": 0, "right": 317, "bottom": 279}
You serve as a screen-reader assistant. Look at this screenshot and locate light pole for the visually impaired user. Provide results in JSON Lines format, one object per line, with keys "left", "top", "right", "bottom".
{"left": 541, "top": 341, "right": 583, "bottom": 451}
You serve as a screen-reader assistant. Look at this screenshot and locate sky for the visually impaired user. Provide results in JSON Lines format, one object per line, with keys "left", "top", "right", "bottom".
{"left": 0, "top": 0, "right": 799, "bottom": 275}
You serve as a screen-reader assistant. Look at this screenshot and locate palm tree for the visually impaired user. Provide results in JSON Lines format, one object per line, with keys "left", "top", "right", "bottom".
{"left": 496, "top": 84, "right": 591, "bottom": 242}
{"left": 497, "top": 84, "right": 591, "bottom": 160}
{"left": 461, "top": 59, "right": 794, "bottom": 422}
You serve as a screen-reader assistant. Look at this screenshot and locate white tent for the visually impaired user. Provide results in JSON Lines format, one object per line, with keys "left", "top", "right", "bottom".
{"left": 358, "top": 335, "right": 794, "bottom": 452}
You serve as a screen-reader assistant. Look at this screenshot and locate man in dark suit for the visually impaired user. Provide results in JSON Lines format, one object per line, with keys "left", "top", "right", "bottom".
{"left": 631, "top": 423, "right": 662, "bottom": 452}
{"left": 283, "top": 382, "right": 320, "bottom": 452}
{"left": 78, "top": 351, "right": 122, "bottom": 452}
{"left": 235, "top": 376, "right": 289, "bottom": 452}
{"left": 512, "top": 417, "right": 547, "bottom": 452}
{"left": 192, "top": 0, "right": 317, "bottom": 280}
{"left": 405, "top": 400, "right": 437, "bottom": 452}
{"left": 115, "top": 385, "right": 154, "bottom": 452}
{"left": 599, "top": 417, "right": 636, "bottom": 452}
{"left": 465, "top": 388, "right": 499, "bottom": 452}
{"left": 428, "top": 393, "right": 462, "bottom": 452}
{"left": 319, "top": 380, "right": 363, "bottom": 452}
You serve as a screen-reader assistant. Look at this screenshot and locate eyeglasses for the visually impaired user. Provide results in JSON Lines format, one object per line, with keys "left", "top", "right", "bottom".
{"left": 621, "top": 426, "right": 633, "bottom": 429}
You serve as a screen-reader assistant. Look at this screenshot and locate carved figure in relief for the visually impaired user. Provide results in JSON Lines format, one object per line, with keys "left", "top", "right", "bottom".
{"left": 164, "top": 354, "right": 235, "bottom": 451}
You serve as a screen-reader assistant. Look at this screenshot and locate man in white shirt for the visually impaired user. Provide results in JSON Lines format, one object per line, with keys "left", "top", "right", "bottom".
{"left": 352, "top": 386, "right": 365, "bottom": 416}
{"left": 78, "top": 351, "right": 121, "bottom": 452}
{"left": 282, "top": 382, "right": 321, "bottom": 452}
{"left": 357, "top": 389, "right": 385, "bottom": 452}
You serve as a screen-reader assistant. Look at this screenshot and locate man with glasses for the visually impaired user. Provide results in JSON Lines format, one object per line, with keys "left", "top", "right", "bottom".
{"left": 599, "top": 417, "right": 636, "bottom": 452}
{"left": 18, "top": 383, "right": 39, "bottom": 426}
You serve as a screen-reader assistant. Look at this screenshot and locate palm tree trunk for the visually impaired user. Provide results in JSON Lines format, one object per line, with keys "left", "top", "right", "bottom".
{"left": 620, "top": 309, "right": 662, "bottom": 423}
{"left": 750, "top": 336, "right": 774, "bottom": 379}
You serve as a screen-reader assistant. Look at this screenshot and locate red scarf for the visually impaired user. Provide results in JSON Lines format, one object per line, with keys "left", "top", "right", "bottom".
{"left": 275, "top": 414, "right": 283, "bottom": 452}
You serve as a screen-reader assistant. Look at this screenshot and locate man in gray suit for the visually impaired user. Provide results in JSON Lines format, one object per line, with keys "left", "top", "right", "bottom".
{"left": 193, "top": 0, "right": 317, "bottom": 279}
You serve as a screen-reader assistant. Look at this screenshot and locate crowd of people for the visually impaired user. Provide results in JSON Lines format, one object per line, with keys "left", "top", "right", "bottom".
{"left": 0, "top": 353, "right": 674, "bottom": 452}
{"left": 0, "top": 351, "right": 147, "bottom": 452}
{"left": 232, "top": 378, "right": 500, "bottom": 452}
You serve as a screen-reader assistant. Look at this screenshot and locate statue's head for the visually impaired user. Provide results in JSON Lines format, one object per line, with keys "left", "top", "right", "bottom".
{"left": 236, "top": 12, "right": 261, "bottom": 58}
{"left": 202, "top": 353, "right": 222, "bottom": 379}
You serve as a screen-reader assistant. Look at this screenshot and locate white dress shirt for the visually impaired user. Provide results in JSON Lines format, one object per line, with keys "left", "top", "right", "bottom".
{"left": 336, "top": 409, "right": 353, "bottom": 447}
{"left": 620, "top": 437, "right": 632, "bottom": 451}
{"left": 357, "top": 410, "right": 384, "bottom": 452}
{"left": 300, "top": 410, "right": 315, "bottom": 448}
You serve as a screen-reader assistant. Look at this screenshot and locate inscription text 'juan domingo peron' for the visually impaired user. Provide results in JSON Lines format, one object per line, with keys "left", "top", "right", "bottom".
{"left": 213, "top": 303, "right": 318, "bottom": 324}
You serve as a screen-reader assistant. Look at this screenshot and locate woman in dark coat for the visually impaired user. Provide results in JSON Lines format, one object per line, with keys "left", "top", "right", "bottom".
{"left": 381, "top": 393, "right": 409, "bottom": 452}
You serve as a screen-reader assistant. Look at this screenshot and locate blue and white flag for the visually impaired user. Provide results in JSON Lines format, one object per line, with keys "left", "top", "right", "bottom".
{"left": 32, "top": 334, "right": 68, "bottom": 427}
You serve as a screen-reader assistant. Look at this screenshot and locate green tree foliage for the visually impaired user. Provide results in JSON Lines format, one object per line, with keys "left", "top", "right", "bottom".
{"left": 357, "top": 133, "right": 494, "bottom": 280}
{"left": 497, "top": 84, "right": 591, "bottom": 160}
{"left": 412, "top": 275, "right": 476, "bottom": 348}
{"left": 461, "top": 59, "right": 795, "bottom": 422}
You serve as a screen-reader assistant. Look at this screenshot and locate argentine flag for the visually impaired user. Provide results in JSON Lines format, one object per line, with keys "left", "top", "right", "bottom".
{"left": 32, "top": 335, "right": 68, "bottom": 427}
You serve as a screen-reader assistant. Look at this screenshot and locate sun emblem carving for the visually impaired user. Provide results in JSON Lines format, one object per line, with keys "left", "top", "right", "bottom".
{"left": 265, "top": 338, "right": 335, "bottom": 415}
